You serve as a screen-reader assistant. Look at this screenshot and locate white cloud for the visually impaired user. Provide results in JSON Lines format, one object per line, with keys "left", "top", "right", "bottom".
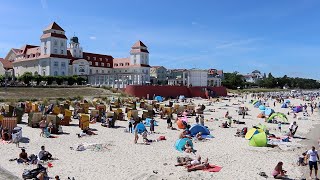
{"left": 191, "top": 21, "right": 198, "bottom": 25}
{"left": 89, "top": 36, "right": 97, "bottom": 40}
{"left": 215, "top": 38, "right": 263, "bottom": 49}
{"left": 40, "top": 0, "right": 48, "bottom": 9}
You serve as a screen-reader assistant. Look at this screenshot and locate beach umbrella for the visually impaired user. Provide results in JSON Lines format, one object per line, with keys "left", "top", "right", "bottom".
{"left": 175, "top": 138, "right": 193, "bottom": 152}
{"left": 249, "top": 132, "right": 267, "bottom": 147}
{"left": 267, "top": 112, "right": 288, "bottom": 123}
{"left": 252, "top": 100, "right": 258, "bottom": 105}
{"left": 258, "top": 105, "right": 266, "bottom": 110}
{"left": 154, "top": 96, "right": 163, "bottom": 102}
{"left": 264, "top": 108, "right": 275, "bottom": 116}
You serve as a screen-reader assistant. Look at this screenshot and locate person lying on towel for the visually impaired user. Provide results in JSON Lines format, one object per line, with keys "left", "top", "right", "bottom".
{"left": 187, "top": 158, "right": 210, "bottom": 172}
{"left": 77, "top": 128, "right": 97, "bottom": 138}
{"left": 175, "top": 156, "right": 201, "bottom": 167}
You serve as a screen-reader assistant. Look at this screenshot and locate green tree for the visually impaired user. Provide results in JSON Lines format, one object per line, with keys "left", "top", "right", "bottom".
{"left": 18, "top": 72, "right": 33, "bottom": 85}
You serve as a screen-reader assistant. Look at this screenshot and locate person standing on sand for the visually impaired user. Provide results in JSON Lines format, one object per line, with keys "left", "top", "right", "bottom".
{"left": 150, "top": 118, "right": 155, "bottom": 133}
{"left": 306, "top": 146, "right": 319, "bottom": 179}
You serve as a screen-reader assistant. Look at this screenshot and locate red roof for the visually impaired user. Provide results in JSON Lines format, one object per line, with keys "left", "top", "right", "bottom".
{"left": 44, "top": 22, "right": 65, "bottom": 31}
{"left": 20, "top": 45, "right": 39, "bottom": 54}
{"left": 0, "top": 58, "right": 13, "bottom": 69}
{"left": 40, "top": 33, "right": 67, "bottom": 39}
{"left": 132, "top": 40, "right": 147, "bottom": 48}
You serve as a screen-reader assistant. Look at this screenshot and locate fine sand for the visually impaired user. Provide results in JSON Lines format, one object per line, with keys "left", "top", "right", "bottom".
{"left": 0, "top": 96, "right": 319, "bottom": 180}
{"left": 300, "top": 123, "right": 320, "bottom": 179}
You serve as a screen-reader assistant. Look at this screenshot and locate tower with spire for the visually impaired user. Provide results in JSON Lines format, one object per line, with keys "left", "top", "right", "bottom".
{"left": 69, "top": 35, "right": 83, "bottom": 58}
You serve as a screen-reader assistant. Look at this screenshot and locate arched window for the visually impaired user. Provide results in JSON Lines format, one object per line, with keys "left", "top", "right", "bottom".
{"left": 54, "top": 71, "right": 58, "bottom": 76}
{"left": 61, "top": 71, "right": 65, "bottom": 76}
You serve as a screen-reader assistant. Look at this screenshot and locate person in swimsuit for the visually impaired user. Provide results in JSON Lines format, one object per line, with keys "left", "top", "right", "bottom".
{"left": 272, "top": 161, "right": 287, "bottom": 179}
{"left": 187, "top": 158, "right": 209, "bottom": 172}
{"left": 184, "top": 141, "right": 193, "bottom": 153}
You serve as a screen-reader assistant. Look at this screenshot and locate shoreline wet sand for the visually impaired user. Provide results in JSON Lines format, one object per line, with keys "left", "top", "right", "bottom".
{"left": 300, "top": 123, "right": 320, "bottom": 179}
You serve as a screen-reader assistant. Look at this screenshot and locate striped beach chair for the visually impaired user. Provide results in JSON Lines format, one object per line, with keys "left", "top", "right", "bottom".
{"left": 1, "top": 117, "right": 17, "bottom": 133}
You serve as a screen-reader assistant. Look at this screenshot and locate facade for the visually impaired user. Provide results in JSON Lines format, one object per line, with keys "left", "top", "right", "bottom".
{"left": 187, "top": 69, "right": 208, "bottom": 86}
{"left": 150, "top": 66, "right": 167, "bottom": 84}
{"left": 167, "top": 69, "right": 208, "bottom": 87}
{"left": 167, "top": 69, "right": 188, "bottom": 86}
{"left": 243, "top": 70, "right": 263, "bottom": 83}
{"left": 0, "top": 58, "right": 13, "bottom": 76}
{"left": 6, "top": 22, "right": 150, "bottom": 87}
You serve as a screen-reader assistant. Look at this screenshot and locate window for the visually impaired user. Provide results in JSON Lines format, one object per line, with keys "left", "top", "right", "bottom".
{"left": 61, "top": 62, "right": 66, "bottom": 68}
{"left": 99, "top": 58, "right": 102, "bottom": 61}
{"left": 93, "top": 57, "right": 96, "bottom": 60}
{"left": 89, "top": 62, "right": 92, "bottom": 65}
{"left": 61, "top": 41, "right": 64, "bottom": 47}
{"left": 120, "top": 63, "right": 123, "bottom": 66}
{"left": 62, "top": 71, "right": 65, "bottom": 76}
{"left": 105, "top": 58, "right": 108, "bottom": 61}
{"left": 54, "top": 49, "right": 58, "bottom": 54}
{"left": 54, "top": 62, "right": 59, "bottom": 67}
{"left": 107, "top": 63, "right": 110, "bottom": 67}
{"left": 102, "top": 70, "right": 104, "bottom": 73}
{"left": 125, "top": 63, "right": 129, "bottom": 66}
{"left": 79, "top": 67, "right": 85, "bottom": 72}
{"left": 96, "top": 70, "right": 98, "bottom": 74}
{"left": 90, "top": 69, "right": 92, "bottom": 74}
{"left": 87, "top": 56, "right": 90, "bottom": 60}
{"left": 95, "top": 62, "right": 98, "bottom": 66}
{"left": 74, "top": 49, "right": 76, "bottom": 53}
{"left": 79, "top": 50, "right": 82, "bottom": 54}
{"left": 125, "top": 70, "right": 127, "bottom": 72}
{"left": 54, "top": 40, "right": 58, "bottom": 46}
{"left": 101, "top": 63, "right": 104, "bottom": 66}
{"left": 61, "top": 50, "right": 64, "bottom": 54}
{"left": 134, "top": 59, "right": 136, "bottom": 64}
{"left": 54, "top": 71, "right": 58, "bottom": 76}
{"left": 114, "top": 63, "right": 118, "bottom": 67}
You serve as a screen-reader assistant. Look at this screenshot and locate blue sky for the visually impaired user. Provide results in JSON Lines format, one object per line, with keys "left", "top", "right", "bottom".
{"left": 1, "top": 0, "right": 320, "bottom": 79}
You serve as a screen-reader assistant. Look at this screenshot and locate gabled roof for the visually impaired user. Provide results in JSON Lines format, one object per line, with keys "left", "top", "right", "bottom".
{"left": 44, "top": 22, "right": 65, "bottom": 31}
{"left": 20, "top": 44, "right": 39, "bottom": 54}
{"left": 151, "top": 66, "right": 163, "bottom": 69}
{"left": 132, "top": 40, "right": 147, "bottom": 48}
{"left": 0, "top": 58, "right": 13, "bottom": 69}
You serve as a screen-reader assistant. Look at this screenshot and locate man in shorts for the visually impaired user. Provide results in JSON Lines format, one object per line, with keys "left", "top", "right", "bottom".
{"left": 306, "top": 146, "right": 319, "bottom": 179}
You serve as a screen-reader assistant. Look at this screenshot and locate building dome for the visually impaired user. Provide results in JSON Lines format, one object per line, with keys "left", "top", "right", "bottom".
{"left": 70, "top": 36, "right": 79, "bottom": 43}
{"left": 252, "top": 70, "right": 261, "bottom": 74}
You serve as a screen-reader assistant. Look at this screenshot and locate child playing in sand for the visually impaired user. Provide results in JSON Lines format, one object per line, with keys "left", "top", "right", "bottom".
{"left": 298, "top": 152, "right": 307, "bottom": 166}
{"left": 184, "top": 141, "right": 193, "bottom": 153}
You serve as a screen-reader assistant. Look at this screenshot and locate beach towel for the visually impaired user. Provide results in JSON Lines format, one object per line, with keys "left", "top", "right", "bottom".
{"left": 203, "top": 165, "right": 223, "bottom": 172}
{"left": 187, "top": 164, "right": 222, "bottom": 172}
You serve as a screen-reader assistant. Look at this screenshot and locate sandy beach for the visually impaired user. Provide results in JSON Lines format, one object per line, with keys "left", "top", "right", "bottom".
{"left": 0, "top": 96, "right": 319, "bottom": 180}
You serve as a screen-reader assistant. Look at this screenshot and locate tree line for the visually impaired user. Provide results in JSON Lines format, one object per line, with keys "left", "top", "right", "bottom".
{"left": 0, "top": 72, "right": 87, "bottom": 86}
{"left": 222, "top": 72, "right": 320, "bottom": 89}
